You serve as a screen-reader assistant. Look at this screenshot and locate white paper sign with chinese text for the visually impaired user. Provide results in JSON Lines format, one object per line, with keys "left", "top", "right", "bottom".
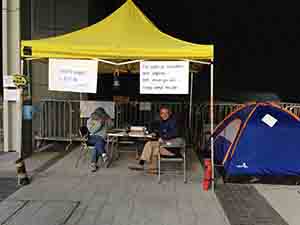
{"left": 140, "top": 61, "right": 189, "bottom": 94}
{"left": 49, "top": 59, "right": 98, "bottom": 93}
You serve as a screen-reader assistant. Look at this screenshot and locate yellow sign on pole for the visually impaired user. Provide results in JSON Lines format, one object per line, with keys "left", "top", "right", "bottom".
{"left": 12, "top": 74, "right": 28, "bottom": 87}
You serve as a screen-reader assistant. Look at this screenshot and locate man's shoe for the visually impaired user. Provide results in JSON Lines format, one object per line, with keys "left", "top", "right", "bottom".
{"left": 128, "top": 163, "right": 144, "bottom": 171}
{"left": 90, "top": 163, "right": 98, "bottom": 172}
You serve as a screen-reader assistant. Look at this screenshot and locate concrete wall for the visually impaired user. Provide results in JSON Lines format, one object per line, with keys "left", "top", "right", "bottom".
{"left": 29, "top": 0, "right": 89, "bottom": 140}
{"left": 31, "top": 0, "right": 89, "bottom": 39}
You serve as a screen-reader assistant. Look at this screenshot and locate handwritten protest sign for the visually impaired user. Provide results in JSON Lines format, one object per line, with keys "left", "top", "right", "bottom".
{"left": 140, "top": 61, "right": 189, "bottom": 94}
{"left": 49, "top": 59, "right": 98, "bottom": 93}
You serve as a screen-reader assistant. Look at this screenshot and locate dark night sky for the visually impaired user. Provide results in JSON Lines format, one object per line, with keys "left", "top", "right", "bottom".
{"left": 90, "top": 0, "right": 300, "bottom": 101}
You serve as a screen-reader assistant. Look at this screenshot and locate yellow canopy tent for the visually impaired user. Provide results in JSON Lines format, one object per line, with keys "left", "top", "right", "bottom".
{"left": 21, "top": 0, "right": 216, "bottom": 190}
{"left": 21, "top": 0, "right": 213, "bottom": 61}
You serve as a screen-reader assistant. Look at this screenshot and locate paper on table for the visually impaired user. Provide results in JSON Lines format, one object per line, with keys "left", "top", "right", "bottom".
{"left": 130, "top": 126, "right": 146, "bottom": 132}
{"left": 128, "top": 132, "right": 145, "bottom": 137}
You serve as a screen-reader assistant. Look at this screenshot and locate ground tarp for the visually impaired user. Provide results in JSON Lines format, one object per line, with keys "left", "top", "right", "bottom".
{"left": 21, "top": 0, "right": 213, "bottom": 60}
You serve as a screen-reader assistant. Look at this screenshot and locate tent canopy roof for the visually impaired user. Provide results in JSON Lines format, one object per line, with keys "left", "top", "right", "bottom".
{"left": 22, "top": 0, "right": 213, "bottom": 61}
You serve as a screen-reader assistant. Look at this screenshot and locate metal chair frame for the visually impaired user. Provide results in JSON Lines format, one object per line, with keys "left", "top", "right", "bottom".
{"left": 75, "top": 126, "right": 108, "bottom": 168}
{"left": 157, "top": 140, "right": 187, "bottom": 183}
{"left": 75, "top": 128, "right": 93, "bottom": 168}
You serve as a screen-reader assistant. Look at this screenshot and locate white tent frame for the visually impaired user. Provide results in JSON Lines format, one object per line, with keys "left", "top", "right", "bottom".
{"left": 187, "top": 59, "right": 214, "bottom": 192}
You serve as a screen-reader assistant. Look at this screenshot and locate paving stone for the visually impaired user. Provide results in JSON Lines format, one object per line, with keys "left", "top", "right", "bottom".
{"left": 0, "top": 200, "right": 79, "bottom": 225}
{"left": 0, "top": 200, "right": 28, "bottom": 224}
{"left": 216, "top": 184, "right": 288, "bottom": 225}
{"left": 0, "top": 178, "right": 19, "bottom": 201}
{"left": 3, "top": 148, "right": 230, "bottom": 225}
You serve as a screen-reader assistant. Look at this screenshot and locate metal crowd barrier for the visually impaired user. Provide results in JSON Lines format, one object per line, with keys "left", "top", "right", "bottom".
{"left": 116, "top": 101, "right": 197, "bottom": 144}
{"left": 196, "top": 102, "right": 300, "bottom": 150}
{"left": 36, "top": 100, "right": 197, "bottom": 148}
{"left": 35, "top": 99, "right": 300, "bottom": 151}
{"left": 116, "top": 102, "right": 189, "bottom": 128}
{"left": 36, "top": 99, "right": 82, "bottom": 150}
{"left": 280, "top": 102, "right": 300, "bottom": 117}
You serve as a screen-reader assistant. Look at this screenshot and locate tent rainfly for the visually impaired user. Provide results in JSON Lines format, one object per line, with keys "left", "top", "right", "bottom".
{"left": 21, "top": 0, "right": 216, "bottom": 190}
{"left": 212, "top": 103, "right": 300, "bottom": 181}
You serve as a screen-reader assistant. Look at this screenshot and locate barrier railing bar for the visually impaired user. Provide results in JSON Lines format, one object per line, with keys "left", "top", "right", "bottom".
{"left": 33, "top": 100, "right": 300, "bottom": 152}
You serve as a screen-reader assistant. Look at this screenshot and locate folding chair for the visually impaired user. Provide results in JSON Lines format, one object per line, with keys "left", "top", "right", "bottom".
{"left": 157, "top": 138, "right": 187, "bottom": 183}
{"left": 75, "top": 126, "right": 94, "bottom": 168}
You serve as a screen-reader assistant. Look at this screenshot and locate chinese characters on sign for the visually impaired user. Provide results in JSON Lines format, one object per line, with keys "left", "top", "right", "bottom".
{"left": 140, "top": 61, "right": 189, "bottom": 94}
{"left": 49, "top": 59, "right": 98, "bottom": 93}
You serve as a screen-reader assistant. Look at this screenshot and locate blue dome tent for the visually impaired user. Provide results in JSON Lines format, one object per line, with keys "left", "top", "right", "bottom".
{"left": 211, "top": 102, "right": 300, "bottom": 182}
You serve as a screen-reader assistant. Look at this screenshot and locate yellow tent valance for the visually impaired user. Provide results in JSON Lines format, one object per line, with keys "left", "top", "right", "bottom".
{"left": 21, "top": 0, "right": 213, "bottom": 61}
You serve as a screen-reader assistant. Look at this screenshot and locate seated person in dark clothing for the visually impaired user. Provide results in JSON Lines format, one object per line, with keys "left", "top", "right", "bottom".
{"left": 129, "top": 106, "right": 183, "bottom": 171}
{"left": 87, "top": 107, "right": 113, "bottom": 172}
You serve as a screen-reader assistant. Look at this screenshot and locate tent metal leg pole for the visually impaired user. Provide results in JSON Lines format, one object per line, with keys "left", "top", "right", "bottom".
{"left": 189, "top": 72, "right": 194, "bottom": 129}
{"left": 188, "top": 71, "right": 194, "bottom": 178}
{"left": 210, "top": 62, "right": 214, "bottom": 192}
{"left": 2, "top": 0, "right": 9, "bottom": 152}
{"left": 26, "top": 60, "right": 31, "bottom": 98}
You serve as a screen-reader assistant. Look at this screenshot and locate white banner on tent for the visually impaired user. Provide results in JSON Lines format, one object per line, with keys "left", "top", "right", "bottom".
{"left": 140, "top": 61, "right": 189, "bottom": 94}
{"left": 49, "top": 59, "right": 98, "bottom": 93}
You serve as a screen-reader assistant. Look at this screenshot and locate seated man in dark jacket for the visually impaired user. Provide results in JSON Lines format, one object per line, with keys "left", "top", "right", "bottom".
{"left": 129, "top": 106, "right": 182, "bottom": 171}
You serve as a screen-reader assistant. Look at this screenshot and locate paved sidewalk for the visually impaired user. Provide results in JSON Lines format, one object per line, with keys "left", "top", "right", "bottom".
{"left": 0, "top": 147, "right": 64, "bottom": 203}
{"left": 255, "top": 184, "right": 300, "bottom": 225}
{"left": 0, "top": 149, "right": 61, "bottom": 177}
{"left": 1, "top": 147, "right": 230, "bottom": 225}
{"left": 216, "top": 184, "right": 289, "bottom": 225}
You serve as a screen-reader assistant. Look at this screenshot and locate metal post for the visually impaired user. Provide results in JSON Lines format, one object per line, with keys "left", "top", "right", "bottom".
{"left": 15, "top": 88, "right": 23, "bottom": 157}
{"left": 189, "top": 72, "right": 194, "bottom": 129}
{"left": 2, "top": 0, "right": 9, "bottom": 152}
{"left": 7, "top": 0, "right": 21, "bottom": 76}
{"left": 188, "top": 71, "right": 194, "bottom": 177}
{"left": 2, "top": 0, "right": 8, "bottom": 75}
{"left": 26, "top": 60, "right": 31, "bottom": 98}
{"left": 4, "top": 0, "right": 21, "bottom": 153}
{"left": 210, "top": 62, "right": 215, "bottom": 192}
